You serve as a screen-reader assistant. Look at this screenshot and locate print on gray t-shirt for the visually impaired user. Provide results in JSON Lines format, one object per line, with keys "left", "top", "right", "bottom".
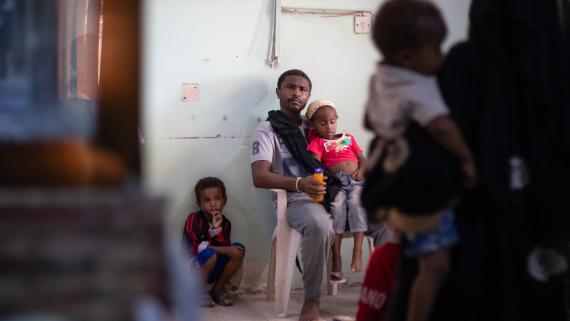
{"left": 250, "top": 121, "right": 310, "bottom": 178}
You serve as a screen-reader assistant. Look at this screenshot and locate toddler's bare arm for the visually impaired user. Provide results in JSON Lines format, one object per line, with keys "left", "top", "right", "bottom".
{"left": 352, "top": 152, "right": 367, "bottom": 181}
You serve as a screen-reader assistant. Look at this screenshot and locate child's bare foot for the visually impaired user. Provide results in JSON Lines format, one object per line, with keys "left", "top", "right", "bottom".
{"left": 351, "top": 248, "right": 362, "bottom": 272}
{"left": 332, "top": 260, "right": 342, "bottom": 275}
{"left": 299, "top": 299, "right": 320, "bottom": 321}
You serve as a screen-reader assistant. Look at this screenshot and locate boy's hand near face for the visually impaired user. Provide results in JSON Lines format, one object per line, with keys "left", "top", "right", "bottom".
{"left": 211, "top": 210, "right": 223, "bottom": 229}
{"left": 207, "top": 211, "right": 223, "bottom": 238}
{"left": 426, "top": 116, "right": 478, "bottom": 189}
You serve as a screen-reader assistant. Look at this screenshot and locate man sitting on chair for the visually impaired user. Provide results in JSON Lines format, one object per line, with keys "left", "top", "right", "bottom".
{"left": 250, "top": 69, "right": 336, "bottom": 321}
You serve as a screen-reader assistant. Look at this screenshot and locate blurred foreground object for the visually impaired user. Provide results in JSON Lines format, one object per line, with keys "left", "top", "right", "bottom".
{"left": 0, "top": 141, "right": 126, "bottom": 187}
{"left": 0, "top": 191, "right": 168, "bottom": 321}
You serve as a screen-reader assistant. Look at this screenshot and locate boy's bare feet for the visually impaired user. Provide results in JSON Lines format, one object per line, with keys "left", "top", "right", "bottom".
{"left": 200, "top": 293, "right": 215, "bottom": 307}
{"left": 210, "top": 289, "right": 234, "bottom": 306}
{"left": 299, "top": 299, "right": 320, "bottom": 321}
{"left": 351, "top": 247, "right": 362, "bottom": 272}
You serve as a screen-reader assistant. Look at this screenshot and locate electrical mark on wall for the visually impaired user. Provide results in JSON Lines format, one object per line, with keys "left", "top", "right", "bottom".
{"left": 156, "top": 134, "right": 251, "bottom": 140}
{"left": 222, "top": 116, "right": 228, "bottom": 121}
{"left": 170, "top": 134, "right": 221, "bottom": 140}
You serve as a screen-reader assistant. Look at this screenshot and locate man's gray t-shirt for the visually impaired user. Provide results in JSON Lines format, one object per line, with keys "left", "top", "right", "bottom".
{"left": 250, "top": 120, "right": 311, "bottom": 179}
{"left": 251, "top": 118, "right": 332, "bottom": 301}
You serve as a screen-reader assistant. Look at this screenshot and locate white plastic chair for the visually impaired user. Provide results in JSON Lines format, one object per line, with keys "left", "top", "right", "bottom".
{"left": 326, "top": 231, "right": 375, "bottom": 295}
{"left": 266, "top": 189, "right": 375, "bottom": 316}
{"left": 266, "top": 189, "right": 301, "bottom": 317}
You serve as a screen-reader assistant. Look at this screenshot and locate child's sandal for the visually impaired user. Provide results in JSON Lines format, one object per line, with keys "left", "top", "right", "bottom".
{"left": 330, "top": 271, "right": 346, "bottom": 283}
{"left": 210, "top": 290, "right": 234, "bottom": 306}
{"left": 225, "top": 285, "right": 240, "bottom": 299}
{"left": 201, "top": 294, "right": 215, "bottom": 307}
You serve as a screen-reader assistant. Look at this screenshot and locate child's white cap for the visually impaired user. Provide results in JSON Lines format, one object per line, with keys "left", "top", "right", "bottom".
{"left": 305, "top": 99, "right": 336, "bottom": 121}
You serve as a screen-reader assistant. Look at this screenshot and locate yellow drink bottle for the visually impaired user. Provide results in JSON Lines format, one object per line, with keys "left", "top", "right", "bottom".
{"left": 313, "top": 168, "right": 324, "bottom": 203}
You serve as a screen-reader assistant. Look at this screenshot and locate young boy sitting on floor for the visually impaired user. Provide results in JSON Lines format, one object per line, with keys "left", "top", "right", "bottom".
{"left": 183, "top": 177, "right": 246, "bottom": 307}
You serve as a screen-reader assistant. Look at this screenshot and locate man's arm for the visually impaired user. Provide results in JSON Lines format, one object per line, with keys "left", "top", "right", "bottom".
{"left": 309, "top": 152, "right": 321, "bottom": 162}
{"left": 251, "top": 160, "right": 325, "bottom": 198}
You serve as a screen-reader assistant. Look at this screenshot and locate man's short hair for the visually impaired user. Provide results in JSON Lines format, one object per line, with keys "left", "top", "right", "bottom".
{"left": 194, "top": 177, "right": 227, "bottom": 202}
{"left": 372, "top": 0, "right": 447, "bottom": 60}
{"left": 277, "top": 69, "right": 312, "bottom": 91}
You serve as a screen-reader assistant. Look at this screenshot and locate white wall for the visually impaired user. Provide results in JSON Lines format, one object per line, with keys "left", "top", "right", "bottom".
{"left": 142, "top": 0, "right": 471, "bottom": 288}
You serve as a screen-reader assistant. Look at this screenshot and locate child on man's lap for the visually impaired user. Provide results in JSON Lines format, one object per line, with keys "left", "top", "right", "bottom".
{"left": 306, "top": 100, "right": 368, "bottom": 281}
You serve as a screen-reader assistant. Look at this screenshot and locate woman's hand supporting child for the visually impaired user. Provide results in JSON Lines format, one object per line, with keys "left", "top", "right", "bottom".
{"left": 425, "top": 115, "right": 477, "bottom": 188}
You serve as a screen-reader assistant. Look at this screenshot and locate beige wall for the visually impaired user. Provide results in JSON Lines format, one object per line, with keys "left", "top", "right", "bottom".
{"left": 142, "top": 0, "right": 471, "bottom": 288}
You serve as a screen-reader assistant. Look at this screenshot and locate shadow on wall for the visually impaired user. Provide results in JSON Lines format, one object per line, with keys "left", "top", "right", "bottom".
{"left": 218, "top": 145, "right": 275, "bottom": 291}
{"left": 170, "top": 140, "right": 275, "bottom": 291}
{"left": 158, "top": 76, "right": 278, "bottom": 291}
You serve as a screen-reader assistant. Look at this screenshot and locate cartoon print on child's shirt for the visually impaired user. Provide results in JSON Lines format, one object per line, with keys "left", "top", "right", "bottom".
{"left": 323, "top": 134, "right": 352, "bottom": 153}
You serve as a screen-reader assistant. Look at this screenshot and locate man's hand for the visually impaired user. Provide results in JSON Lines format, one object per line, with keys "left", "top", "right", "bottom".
{"left": 298, "top": 175, "right": 326, "bottom": 198}
{"left": 352, "top": 168, "right": 365, "bottom": 181}
{"left": 225, "top": 246, "right": 245, "bottom": 259}
{"left": 461, "top": 160, "right": 477, "bottom": 188}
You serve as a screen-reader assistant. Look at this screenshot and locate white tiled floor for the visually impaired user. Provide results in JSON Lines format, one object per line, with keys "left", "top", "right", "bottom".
{"left": 202, "top": 284, "right": 361, "bottom": 321}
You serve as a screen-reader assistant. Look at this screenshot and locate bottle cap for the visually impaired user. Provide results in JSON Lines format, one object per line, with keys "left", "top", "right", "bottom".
{"left": 314, "top": 168, "right": 323, "bottom": 174}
